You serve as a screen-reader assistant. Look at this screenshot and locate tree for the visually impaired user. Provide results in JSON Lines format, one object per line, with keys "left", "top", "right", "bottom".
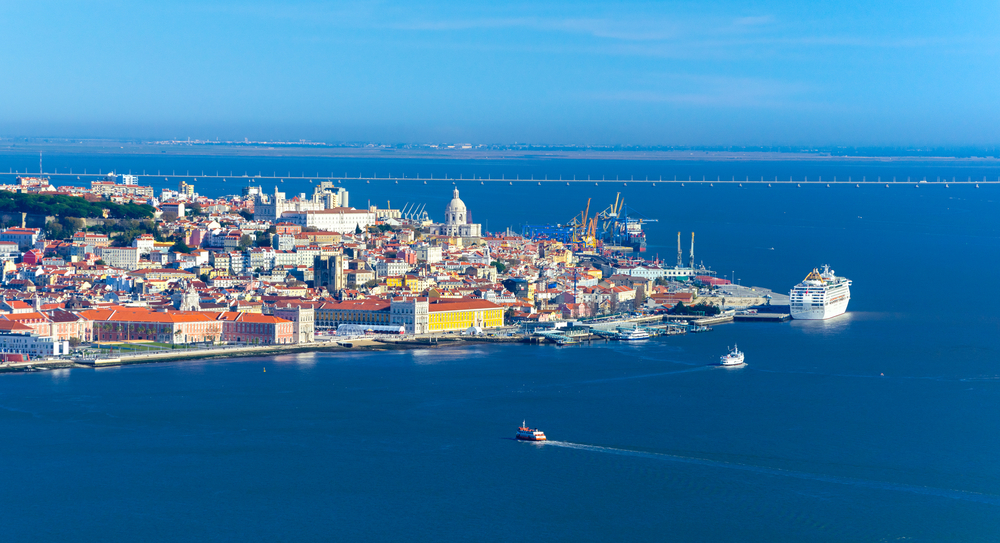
{"left": 63, "top": 217, "right": 85, "bottom": 232}
{"left": 171, "top": 240, "right": 192, "bottom": 253}
{"left": 238, "top": 234, "right": 253, "bottom": 250}
{"left": 68, "top": 337, "right": 81, "bottom": 349}
{"left": 255, "top": 232, "right": 271, "bottom": 247}
{"left": 362, "top": 279, "right": 379, "bottom": 289}
{"left": 491, "top": 261, "right": 507, "bottom": 273}
{"left": 0, "top": 190, "right": 153, "bottom": 219}
{"left": 238, "top": 210, "right": 254, "bottom": 221}
{"left": 94, "top": 259, "right": 107, "bottom": 266}
{"left": 354, "top": 224, "right": 363, "bottom": 235}
{"left": 670, "top": 302, "right": 720, "bottom": 316}
{"left": 161, "top": 212, "right": 178, "bottom": 222}
{"left": 199, "top": 273, "right": 210, "bottom": 283}
{"left": 188, "top": 203, "right": 203, "bottom": 216}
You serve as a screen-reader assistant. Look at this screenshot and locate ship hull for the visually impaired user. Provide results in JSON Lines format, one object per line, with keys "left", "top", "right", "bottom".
{"left": 790, "top": 297, "right": 849, "bottom": 320}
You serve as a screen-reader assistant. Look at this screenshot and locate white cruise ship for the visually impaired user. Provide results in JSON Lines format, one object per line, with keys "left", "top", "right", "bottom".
{"left": 789, "top": 265, "right": 851, "bottom": 320}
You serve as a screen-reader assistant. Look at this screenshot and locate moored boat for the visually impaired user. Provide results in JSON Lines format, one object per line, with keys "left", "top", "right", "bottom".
{"left": 617, "top": 326, "right": 650, "bottom": 341}
{"left": 789, "top": 264, "right": 851, "bottom": 320}
{"left": 516, "top": 421, "right": 546, "bottom": 441}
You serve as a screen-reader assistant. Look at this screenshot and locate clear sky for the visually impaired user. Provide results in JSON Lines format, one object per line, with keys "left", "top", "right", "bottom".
{"left": 3, "top": 1, "right": 998, "bottom": 145}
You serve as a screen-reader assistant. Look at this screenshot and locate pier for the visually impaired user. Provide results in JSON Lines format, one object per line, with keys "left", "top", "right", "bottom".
{"left": 733, "top": 313, "right": 791, "bottom": 323}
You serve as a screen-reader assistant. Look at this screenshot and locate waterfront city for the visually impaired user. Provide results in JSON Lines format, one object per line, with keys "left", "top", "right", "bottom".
{"left": 0, "top": 163, "right": 787, "bottom": 370}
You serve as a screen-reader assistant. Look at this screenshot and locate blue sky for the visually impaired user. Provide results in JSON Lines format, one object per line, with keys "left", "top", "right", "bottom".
{"left": 2, "top": 1, "right": 998, "bottom": 145}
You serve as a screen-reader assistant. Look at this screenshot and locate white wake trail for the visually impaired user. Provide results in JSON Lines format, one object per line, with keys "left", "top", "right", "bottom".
{"left": 541, "top": 441, "right": 1000, "bottom": 506}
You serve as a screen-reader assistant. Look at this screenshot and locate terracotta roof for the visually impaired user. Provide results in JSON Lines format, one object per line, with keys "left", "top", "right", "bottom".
{"left": 0, "top": 320, "right": 34, "bottom": 332}
{"left": 215, "top": 312, "right": 290, "bottom": 324}
{"left": 428, "top": 299, "right": 502, "bottom": 312}
{"left": 319, "top": 299, "right": 390, "bottom": 311}
{"left": 79, "top": 307, "right": 218, "bottom": 323}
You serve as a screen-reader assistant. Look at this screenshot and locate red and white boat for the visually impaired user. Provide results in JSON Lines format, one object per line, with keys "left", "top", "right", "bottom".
{"left": 516, "top": 421, "right": 546, "bottom": 441}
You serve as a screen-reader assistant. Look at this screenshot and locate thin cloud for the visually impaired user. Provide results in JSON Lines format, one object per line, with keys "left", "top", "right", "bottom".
{"left": 734, "top": 15, "right": 774, "bottom": 26}
{"left": 582, "top": 74, "right": 821, "bottom": 108}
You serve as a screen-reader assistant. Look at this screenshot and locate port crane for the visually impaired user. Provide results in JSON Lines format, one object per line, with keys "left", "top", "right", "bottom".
{"left": 565, "top": 193, "right": 657, "bottom": 252}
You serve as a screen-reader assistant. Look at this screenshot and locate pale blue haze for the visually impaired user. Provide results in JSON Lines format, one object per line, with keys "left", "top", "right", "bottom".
{"left": 2, "top": 1, "right": 999, "bottom": 144}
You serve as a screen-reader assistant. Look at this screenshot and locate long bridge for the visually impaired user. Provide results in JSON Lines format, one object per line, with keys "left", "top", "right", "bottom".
{"left": 2, "top": 169, "right": 998, "bottom": 186}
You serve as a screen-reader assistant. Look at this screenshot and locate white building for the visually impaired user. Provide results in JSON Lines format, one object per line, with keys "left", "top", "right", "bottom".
{"left": 0, "top": 228, "right": 40, "bottom": 250}
{"left": 426, "top": 189, "right": 482, "bottom": 238}
{"left": 273, "top": 304, "right": 315, "bottom": 344}
{"left": 280, "top": 208, "right": 375, "bottom": 234}
{"left": 132, "top": 234, "right": 156, "bottom": 255}
{"left": 272, "top": 234, "right": 296, "bottom": 251}
{"left": 613, "top": 265, "right": 697, "bottom": 281}
{"left": 253, "top": 184, "right": 350, "bottom": 222}
{"left": 0, "top": 323, "right": 69, "bottom": 358}
{"left": 415, "top": 245, "right": 442, "bottom": 264}
{"left": 97, "top": 246, "right": 140, "bottom": 270}
{"left": 390, "top": 297, "right": 429, "bottom": 335}
{"left": 376, "top": 259, "right": 411, "bottom": 278}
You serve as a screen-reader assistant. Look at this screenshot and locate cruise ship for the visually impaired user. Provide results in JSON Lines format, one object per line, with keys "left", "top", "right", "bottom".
{"left": 789, "top": 265, "right": 851, "bottom": 320}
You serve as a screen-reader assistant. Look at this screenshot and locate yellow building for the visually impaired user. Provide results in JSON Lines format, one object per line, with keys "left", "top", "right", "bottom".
{"left": 385, "top": 275, "right": 420, "bottom": 290}
{"left": 427, "top": 300, "right": 504, "bottom": 332}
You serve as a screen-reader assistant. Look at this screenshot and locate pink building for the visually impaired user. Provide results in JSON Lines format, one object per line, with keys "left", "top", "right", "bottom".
{"left": 216, "top": 312, "right": 294, "bottom": 345}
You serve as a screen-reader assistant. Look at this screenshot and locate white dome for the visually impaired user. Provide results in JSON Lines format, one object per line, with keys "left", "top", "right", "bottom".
{"left": 445, "top": 188, "right": 467, "bottom": 225}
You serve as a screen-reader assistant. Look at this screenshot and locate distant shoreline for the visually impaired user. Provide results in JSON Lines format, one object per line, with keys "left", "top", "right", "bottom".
{"left": 0, "top": 142, "right": 997, "bottom": 162}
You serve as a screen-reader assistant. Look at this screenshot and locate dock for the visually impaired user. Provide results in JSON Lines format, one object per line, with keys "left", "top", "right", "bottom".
{"left": 733, "top": 313, "right": 791, "bottom": 323}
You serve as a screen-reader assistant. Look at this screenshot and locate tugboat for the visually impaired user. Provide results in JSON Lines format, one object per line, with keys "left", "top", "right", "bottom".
{"left": 516, "top": 421, "right": 547, "bottom": 441}
{"left": 719, "top": 344, "right": 746, "bottom": 367}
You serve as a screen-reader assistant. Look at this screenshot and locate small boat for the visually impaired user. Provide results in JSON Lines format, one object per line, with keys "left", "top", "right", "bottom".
{"left": 720, "top": 344, "right": 746, "bottom": 367}
{"left": 617, "top": 326, "right": 650, "bottom": 341}
{"left": 516, "top": 421, "right": 546, "bottom": 441}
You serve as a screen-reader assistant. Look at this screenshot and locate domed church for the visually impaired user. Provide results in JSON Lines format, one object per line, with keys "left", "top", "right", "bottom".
{"left": 428, "top": 188, "right": 482, "bottom": 239}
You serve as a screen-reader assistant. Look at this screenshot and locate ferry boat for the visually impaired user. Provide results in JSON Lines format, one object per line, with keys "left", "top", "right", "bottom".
{"left": 617, "top": 326, "right": 650, "bottom": 341}
{"left": 720, "top": 344, "right": 745, "bottom": 366}
{"left": 789, "top": 265, "right": 852, "bottom": 320}
{"left": 516, "top": 421, "right": 546, "bottom": 441}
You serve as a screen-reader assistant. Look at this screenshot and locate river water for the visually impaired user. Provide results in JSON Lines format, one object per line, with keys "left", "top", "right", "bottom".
{"left": 1, "top": 154, "right": 999, "bottom": 541}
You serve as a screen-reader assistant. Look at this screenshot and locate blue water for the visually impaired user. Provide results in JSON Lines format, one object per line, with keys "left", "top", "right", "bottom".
{"left": 1, "top": 154, "right": 1000, "bottom": 541}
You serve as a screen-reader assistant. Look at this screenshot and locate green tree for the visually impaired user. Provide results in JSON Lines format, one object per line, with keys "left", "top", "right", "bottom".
{"left": 238, "top": 234, "right": 253, "bottom": 250}
{"left": 491, "top": 261, "right": 506, "bottom": 273}
{"left": 239, "top": 210, "right": 254, "bottom": 221}
{"left": 171, "top": 240, "right": 192, "bottom": 253}
{"left": 0, "top": 190, "right": 153, "bottom": 219}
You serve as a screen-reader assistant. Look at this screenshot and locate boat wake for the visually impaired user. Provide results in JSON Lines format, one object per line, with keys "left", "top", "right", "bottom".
{"left": 541, "top": 440, "right": 1000, "bottom": 506}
